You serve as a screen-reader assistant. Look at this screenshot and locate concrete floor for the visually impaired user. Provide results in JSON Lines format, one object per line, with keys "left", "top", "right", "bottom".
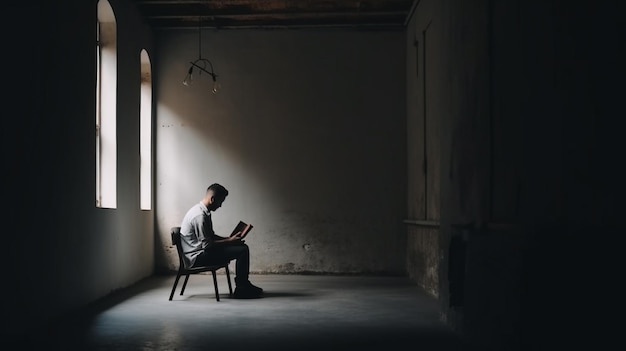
{"left": 21, "top": 274, "right": 473, "bottom": 350}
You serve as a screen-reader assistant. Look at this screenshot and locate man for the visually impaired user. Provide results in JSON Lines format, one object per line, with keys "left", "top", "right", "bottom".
{"left": 180, "top": 183, "right": 263, "bottom": 299}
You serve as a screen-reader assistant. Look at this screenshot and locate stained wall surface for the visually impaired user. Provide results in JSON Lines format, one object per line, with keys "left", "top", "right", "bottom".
{"left": 154, "top": 29, "right": 407, "bottom": 275}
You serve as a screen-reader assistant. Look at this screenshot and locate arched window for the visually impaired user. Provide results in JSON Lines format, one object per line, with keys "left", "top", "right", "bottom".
{"left": 96, "top": 0, "right": 117, "bottom": 209}
{"left": 140, "top": 49, "right": 153, "bottom": 210}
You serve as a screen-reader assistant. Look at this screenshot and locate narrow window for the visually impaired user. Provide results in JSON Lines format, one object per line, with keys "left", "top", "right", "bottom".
{"left": 140, "top": 49, "right": 152, "bottom": 210}
{"left": 96, "top": 0, "right": 117, "bottom": 209}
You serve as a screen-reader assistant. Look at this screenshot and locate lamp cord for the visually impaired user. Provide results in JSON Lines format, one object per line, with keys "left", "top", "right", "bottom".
{"left": 197, "top": 15, "right": 202, "bottom": 59}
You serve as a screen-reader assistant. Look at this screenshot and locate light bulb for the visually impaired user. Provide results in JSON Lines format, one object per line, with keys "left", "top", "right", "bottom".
{"left": 212, "top": 80, "right": 221, "bottom": 94}
{"left": 183, "top": 67, "right": 193, "bottom": 86}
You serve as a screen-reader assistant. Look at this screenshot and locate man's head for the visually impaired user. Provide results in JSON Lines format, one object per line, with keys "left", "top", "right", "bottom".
{"left": 204, "top": 183, "right": 229, "bottom": 211}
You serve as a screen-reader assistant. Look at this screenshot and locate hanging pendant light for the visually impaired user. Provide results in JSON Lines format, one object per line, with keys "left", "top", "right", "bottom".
{"left": 183, "top": 15, "right": 220, "bottom": 94}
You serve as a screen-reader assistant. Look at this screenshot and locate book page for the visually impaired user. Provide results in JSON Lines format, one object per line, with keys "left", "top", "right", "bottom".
{"left": 230, "top": 221, "right": 253, "bottom": 237}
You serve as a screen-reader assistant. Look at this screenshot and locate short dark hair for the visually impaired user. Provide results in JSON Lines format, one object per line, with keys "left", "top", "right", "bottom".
{"left": 207, "top": 183, "right": 229, "bottom": 198}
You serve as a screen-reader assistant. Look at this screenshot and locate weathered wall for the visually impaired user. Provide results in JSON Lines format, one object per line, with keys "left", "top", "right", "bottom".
{"left": 154, "top": 29, "right": 407, "bottom": 275}
{"left": 404, "top": 0, "right": 623, "bottom": 349}
{"left": 437, "top": 0, "right": 493, "bottom": 343}
{"left": 404, "top": 0, "right": 445, "bottom": 298}
{"left": 406, "top": 225, "right": 439, "bottom": 297}
{"left": 2, "top": 0, "right": 155, "bottom": 338}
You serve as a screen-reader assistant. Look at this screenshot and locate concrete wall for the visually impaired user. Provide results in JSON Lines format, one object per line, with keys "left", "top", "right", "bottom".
{"left": 154, "top": 29, "right": 407, "bottom": 275}
{"left": 403, "top": 0, "right": 623, "bottom": 349}
{"left": 2, "top": 0, "right": 155, "bottom": 337}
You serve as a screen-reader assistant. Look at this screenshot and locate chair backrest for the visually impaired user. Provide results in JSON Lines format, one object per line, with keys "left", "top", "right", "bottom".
{"left": 171, "top": 226, "right": 182, "bottom": 246}
{"left": 171, "top": 227, "right": 185, "bottom": 268}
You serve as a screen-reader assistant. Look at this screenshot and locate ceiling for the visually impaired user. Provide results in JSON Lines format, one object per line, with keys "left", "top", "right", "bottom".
{"left": 132, "top": 0, "right": 416, "bottom": 30}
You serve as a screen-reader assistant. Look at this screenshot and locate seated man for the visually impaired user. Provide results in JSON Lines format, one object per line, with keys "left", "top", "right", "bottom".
{"left": 180, "top": 183, "right": 263, "bottom": 299}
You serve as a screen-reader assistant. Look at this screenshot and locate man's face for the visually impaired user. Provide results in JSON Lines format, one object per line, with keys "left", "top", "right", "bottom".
{"left": 208, "top": 195, "right": 225, "bottom": 211}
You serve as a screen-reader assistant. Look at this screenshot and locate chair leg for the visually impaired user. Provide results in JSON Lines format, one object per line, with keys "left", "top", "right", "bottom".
{"left": 180, "top": 274, "right": 191, "bottom": 296}
{"left": 169, "top": 273, "right": 182, "bottom": 301}
{"left": 211, "top": 270, "right": 220, "bottom": 301}
{"left": 225, "top": 266, "right": 233, "bottom": 296}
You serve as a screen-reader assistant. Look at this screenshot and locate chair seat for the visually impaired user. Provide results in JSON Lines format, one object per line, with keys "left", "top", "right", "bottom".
{"left": 184, "top": 265, "right": 228, "bottom": 274}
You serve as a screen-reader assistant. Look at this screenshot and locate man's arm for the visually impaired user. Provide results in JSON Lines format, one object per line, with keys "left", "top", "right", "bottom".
{"left": 198, "top": 213, "right": 243, "bottom": 246}
{"left": 212, "top": 232, "right": 244, "bottom": 245}
{"left": 211, "top": 229, "right": 245, "bottom": 245}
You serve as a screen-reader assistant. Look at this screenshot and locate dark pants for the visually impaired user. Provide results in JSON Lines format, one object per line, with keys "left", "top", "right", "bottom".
{"left": 194, "top": 243, "right": 250, "bottom": 285}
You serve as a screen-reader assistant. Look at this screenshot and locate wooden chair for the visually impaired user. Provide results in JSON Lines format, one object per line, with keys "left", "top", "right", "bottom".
{"left": 169, "top": 226, "right": 233, "bottom": 301}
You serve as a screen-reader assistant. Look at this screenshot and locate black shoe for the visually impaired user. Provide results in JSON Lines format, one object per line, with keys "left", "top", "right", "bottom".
{"left": 233, "top": 281, "right": 263, "bottom": 299}
{"left": 235, "top": 279, "right": 264, "bottom": 292}
{"left": 245, "top": 282, "right": 263, "bottom": 294}
{"left": 233, "top": 286, "right": 263, "bottom": 299}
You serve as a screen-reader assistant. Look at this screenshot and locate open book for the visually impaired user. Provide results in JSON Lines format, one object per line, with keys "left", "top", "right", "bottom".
{"left": 229, "top": 220, "right": 254, "bottom": 239}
